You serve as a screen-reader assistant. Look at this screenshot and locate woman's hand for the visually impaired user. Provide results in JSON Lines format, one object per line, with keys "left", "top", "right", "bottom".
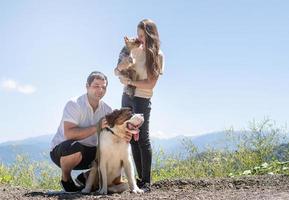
{"left": 119, "top": 77, "right": 132, "bottom": 86}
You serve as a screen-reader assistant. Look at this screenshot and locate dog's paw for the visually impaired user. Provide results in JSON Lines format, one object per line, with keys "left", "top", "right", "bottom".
{"left": 97, "top": 188, "right": 108, "bottom": 195}
{"left": 81, "top": 188, "right": 90, "bottom": 194}
{"left": 132, "top": 188, "right": 144, "bottom": 194}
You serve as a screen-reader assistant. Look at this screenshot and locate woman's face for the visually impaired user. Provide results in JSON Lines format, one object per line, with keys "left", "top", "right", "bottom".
{"left": 137, "top": 28, "right": 146, "bottom": 47}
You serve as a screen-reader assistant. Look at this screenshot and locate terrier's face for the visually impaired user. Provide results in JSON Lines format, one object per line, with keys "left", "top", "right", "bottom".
{"left": 124, "top": 36, "right": 141, "bottom": 50}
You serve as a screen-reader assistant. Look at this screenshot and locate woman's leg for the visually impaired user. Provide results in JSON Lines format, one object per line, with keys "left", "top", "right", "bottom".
{"left": 122, "top": 93, "right": 143, "bottom": 179}
{"left": 132, "top": 97, "right": 152, "bottom": 184}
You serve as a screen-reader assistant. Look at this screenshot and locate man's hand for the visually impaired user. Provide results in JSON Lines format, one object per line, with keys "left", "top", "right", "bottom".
{"left": 100, "top": 118, "right": 109, "bottom": 129}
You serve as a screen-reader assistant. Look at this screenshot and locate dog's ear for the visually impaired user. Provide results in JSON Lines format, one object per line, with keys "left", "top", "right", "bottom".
{"left": 134, "top": 38, "right": 141, "bottom": 45}
{"left": 123, "top": 36, "right": 129, "bottom": 45}
{"left": 106, "top": 109, "right": 122, "bottom": 127}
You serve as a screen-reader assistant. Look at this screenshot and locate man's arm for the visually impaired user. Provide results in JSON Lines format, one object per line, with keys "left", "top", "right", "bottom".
{"left": 63, "top": 121, "right": 101, "bottom": 140}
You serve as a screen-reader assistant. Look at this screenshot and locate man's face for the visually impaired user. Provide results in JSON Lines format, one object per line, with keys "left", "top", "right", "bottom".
{"left": 86, "top": 78, "right": 107, "bottom": 102}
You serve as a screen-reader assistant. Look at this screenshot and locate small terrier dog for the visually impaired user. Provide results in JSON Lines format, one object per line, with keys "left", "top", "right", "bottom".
{"left": 117, "top": 36, "right": 141, "bottom": 97}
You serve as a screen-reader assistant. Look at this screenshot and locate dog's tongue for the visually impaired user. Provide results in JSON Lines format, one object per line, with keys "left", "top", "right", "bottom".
{"left": 127, "top": 122, "right": 140, "bottom": 141}
{"left": 133, "top": 132, "right": 139, "bottom": 141}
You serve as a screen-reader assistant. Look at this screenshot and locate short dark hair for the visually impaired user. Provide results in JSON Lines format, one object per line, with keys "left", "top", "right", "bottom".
{"left": 86, "top": 71, "right": 108, "bottom": 87}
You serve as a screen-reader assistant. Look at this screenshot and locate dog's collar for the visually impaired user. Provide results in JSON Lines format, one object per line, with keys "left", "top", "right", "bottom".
{"left": 105, "top": 127, "right": 115, "bottom": 135}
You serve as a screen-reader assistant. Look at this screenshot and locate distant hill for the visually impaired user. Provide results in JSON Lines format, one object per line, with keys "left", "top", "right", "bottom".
{"left": 0, "top": 134, "right": 54, "bottom": 147}
{"left": 151, "top": 131, "right": 244, "bottom": 160}
{"left": 0, "top": 132, "right": 236, "bottom": 165}
{"left": 0, "top": 131, "right": 287, "bottom": 166}
{"left": 0, "top": 134, "right": 53, "bottom": 165}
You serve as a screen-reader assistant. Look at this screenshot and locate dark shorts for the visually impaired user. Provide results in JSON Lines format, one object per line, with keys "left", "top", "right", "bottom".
{"left": 50, "top": 140, "right": 96, "bottom": 170}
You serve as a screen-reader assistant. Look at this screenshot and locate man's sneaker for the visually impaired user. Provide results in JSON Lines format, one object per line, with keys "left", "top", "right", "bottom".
{"left": 60, "top": 179, "right": 83, "bottom": 193}
{"left": 75, "top": 172, "right": 86, "bottom": 187}
{"left": 140, "top": 182, "right": 151, "bottom": 193}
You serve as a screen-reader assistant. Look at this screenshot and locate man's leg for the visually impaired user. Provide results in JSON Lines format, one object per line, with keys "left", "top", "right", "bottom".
{"left": 60, "top": 152, "right": 82, "bottom": 181}
{"left": 50, "top": 140, "right": 95, "bottom": 192}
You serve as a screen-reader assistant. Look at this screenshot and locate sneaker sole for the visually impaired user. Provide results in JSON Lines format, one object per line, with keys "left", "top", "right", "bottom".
{"left": 75, "top": 178, "right": 85, "bottom": 187}
{"left": 60, "top": 181, "right": 82, "bottom": 193}
{"left": 60, "top": 186, "right": 79, "bottom": 193}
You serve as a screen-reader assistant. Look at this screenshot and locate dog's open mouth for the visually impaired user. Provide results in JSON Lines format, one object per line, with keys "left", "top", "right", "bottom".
{"left": 126, "top": 114, "right": 144, "bottom": 141}
{"left": 127, "top": 122, "right": 140, "bottom": 131}
{"left": 127, "top": 122, "right": 141, "bottom": 141}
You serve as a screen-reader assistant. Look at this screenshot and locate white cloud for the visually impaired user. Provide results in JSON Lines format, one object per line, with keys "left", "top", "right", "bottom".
{"left": 1, "top": 79, "right": 36, "bottom": 94}
{"left": 151, "top": 130, "right": 178, "bottom": 139}
{"left": 17, "top": 85, "right": 36, "bottom": 94}
{"left": 1, "top": 79, "right": 17, "bottom": 90}
{"left": 151, "top": 130, "right": 206, "bottom": 139}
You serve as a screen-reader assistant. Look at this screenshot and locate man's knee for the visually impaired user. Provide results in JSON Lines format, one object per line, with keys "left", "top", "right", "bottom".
{"left": 60, "top": 151, "right": 82, "bottom": 166}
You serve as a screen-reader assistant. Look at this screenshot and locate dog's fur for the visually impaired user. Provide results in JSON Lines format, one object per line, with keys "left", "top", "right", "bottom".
{"left": 82, "top": 108, "right": 144, "bottom": 194}
{"left": 118, "top": 37, "right": 141, "bottom": 97}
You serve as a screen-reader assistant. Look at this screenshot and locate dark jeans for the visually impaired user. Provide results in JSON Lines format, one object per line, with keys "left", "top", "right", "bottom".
{"left": 122, "top": 93, "right": 152, "bottom": 183}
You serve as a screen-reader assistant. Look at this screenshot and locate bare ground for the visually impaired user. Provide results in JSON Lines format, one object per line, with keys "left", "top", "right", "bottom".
{"left": 1, "top": 175, "right": 289, "bottom": 200}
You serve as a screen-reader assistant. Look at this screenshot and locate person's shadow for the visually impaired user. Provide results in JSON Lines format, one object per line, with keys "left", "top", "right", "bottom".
{"left": 24, "top": 190, "right": 106, "bottom": 200}
{"left": 24, "top": 191, "right": 120, "bottom": 200}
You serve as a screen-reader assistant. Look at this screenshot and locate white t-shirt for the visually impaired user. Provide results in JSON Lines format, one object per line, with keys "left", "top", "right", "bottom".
{"left": 50, "top": 94, "right": 112, "bottom": 150}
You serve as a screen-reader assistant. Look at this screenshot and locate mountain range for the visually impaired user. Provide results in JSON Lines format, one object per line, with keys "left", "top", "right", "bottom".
{"left": 1, "top": 130, "right": 288, "bottom": 168}
{"left": 0, "top": 132, "right": 237, "bottom": 165}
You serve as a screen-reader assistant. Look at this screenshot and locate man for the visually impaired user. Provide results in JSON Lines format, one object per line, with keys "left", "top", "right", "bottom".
{"left": 50, "top": 71, "right": 134, "bottom": 192}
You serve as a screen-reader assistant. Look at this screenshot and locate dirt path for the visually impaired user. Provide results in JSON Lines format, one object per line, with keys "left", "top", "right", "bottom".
{"left": 1, "top": 175, "right": 289, "bottom": 200}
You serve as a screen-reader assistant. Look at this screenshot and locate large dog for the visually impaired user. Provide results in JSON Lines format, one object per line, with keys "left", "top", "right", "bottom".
{"left": 82, "top": 108, "right": 144, "bottom": 194}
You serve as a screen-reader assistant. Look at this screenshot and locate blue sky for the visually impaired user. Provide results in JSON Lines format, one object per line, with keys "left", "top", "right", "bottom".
{"left": 0, "top": 0, "right": 288, "bottom": 142}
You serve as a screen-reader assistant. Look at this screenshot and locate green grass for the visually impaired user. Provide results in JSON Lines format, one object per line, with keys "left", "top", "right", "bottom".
{"left": 0, "top": 119, "right": 288, "bottom": 189}
{"left": 0, "top": 155, "right": 60, "bottom": 190}
{"left": 152, "top": 118, "right": 289, "bottom": 181}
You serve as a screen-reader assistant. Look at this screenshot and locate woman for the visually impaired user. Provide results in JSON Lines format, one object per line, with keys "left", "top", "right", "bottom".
{"left": 114, "top": 19, "right": 164, "bottom": 192}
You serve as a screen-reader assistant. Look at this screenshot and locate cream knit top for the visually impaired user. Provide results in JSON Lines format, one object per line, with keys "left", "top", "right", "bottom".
{"left": 130, "top": 47, "right": 165, "bottom": 98}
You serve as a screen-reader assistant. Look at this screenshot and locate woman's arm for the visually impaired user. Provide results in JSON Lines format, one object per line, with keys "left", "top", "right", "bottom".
{"left": 120, "top": 52, "right": 164, "bottom": 89}
{"left": 120, "top": 76, "right": 158, "bottom": 90}
{"left": 132, "top": 77, "right": 158, "bottom": 90}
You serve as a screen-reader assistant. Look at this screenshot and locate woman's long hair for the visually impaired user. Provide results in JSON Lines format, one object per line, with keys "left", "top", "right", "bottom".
{"left": 138, "top": 19, "right": 161, "bottom": 78}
